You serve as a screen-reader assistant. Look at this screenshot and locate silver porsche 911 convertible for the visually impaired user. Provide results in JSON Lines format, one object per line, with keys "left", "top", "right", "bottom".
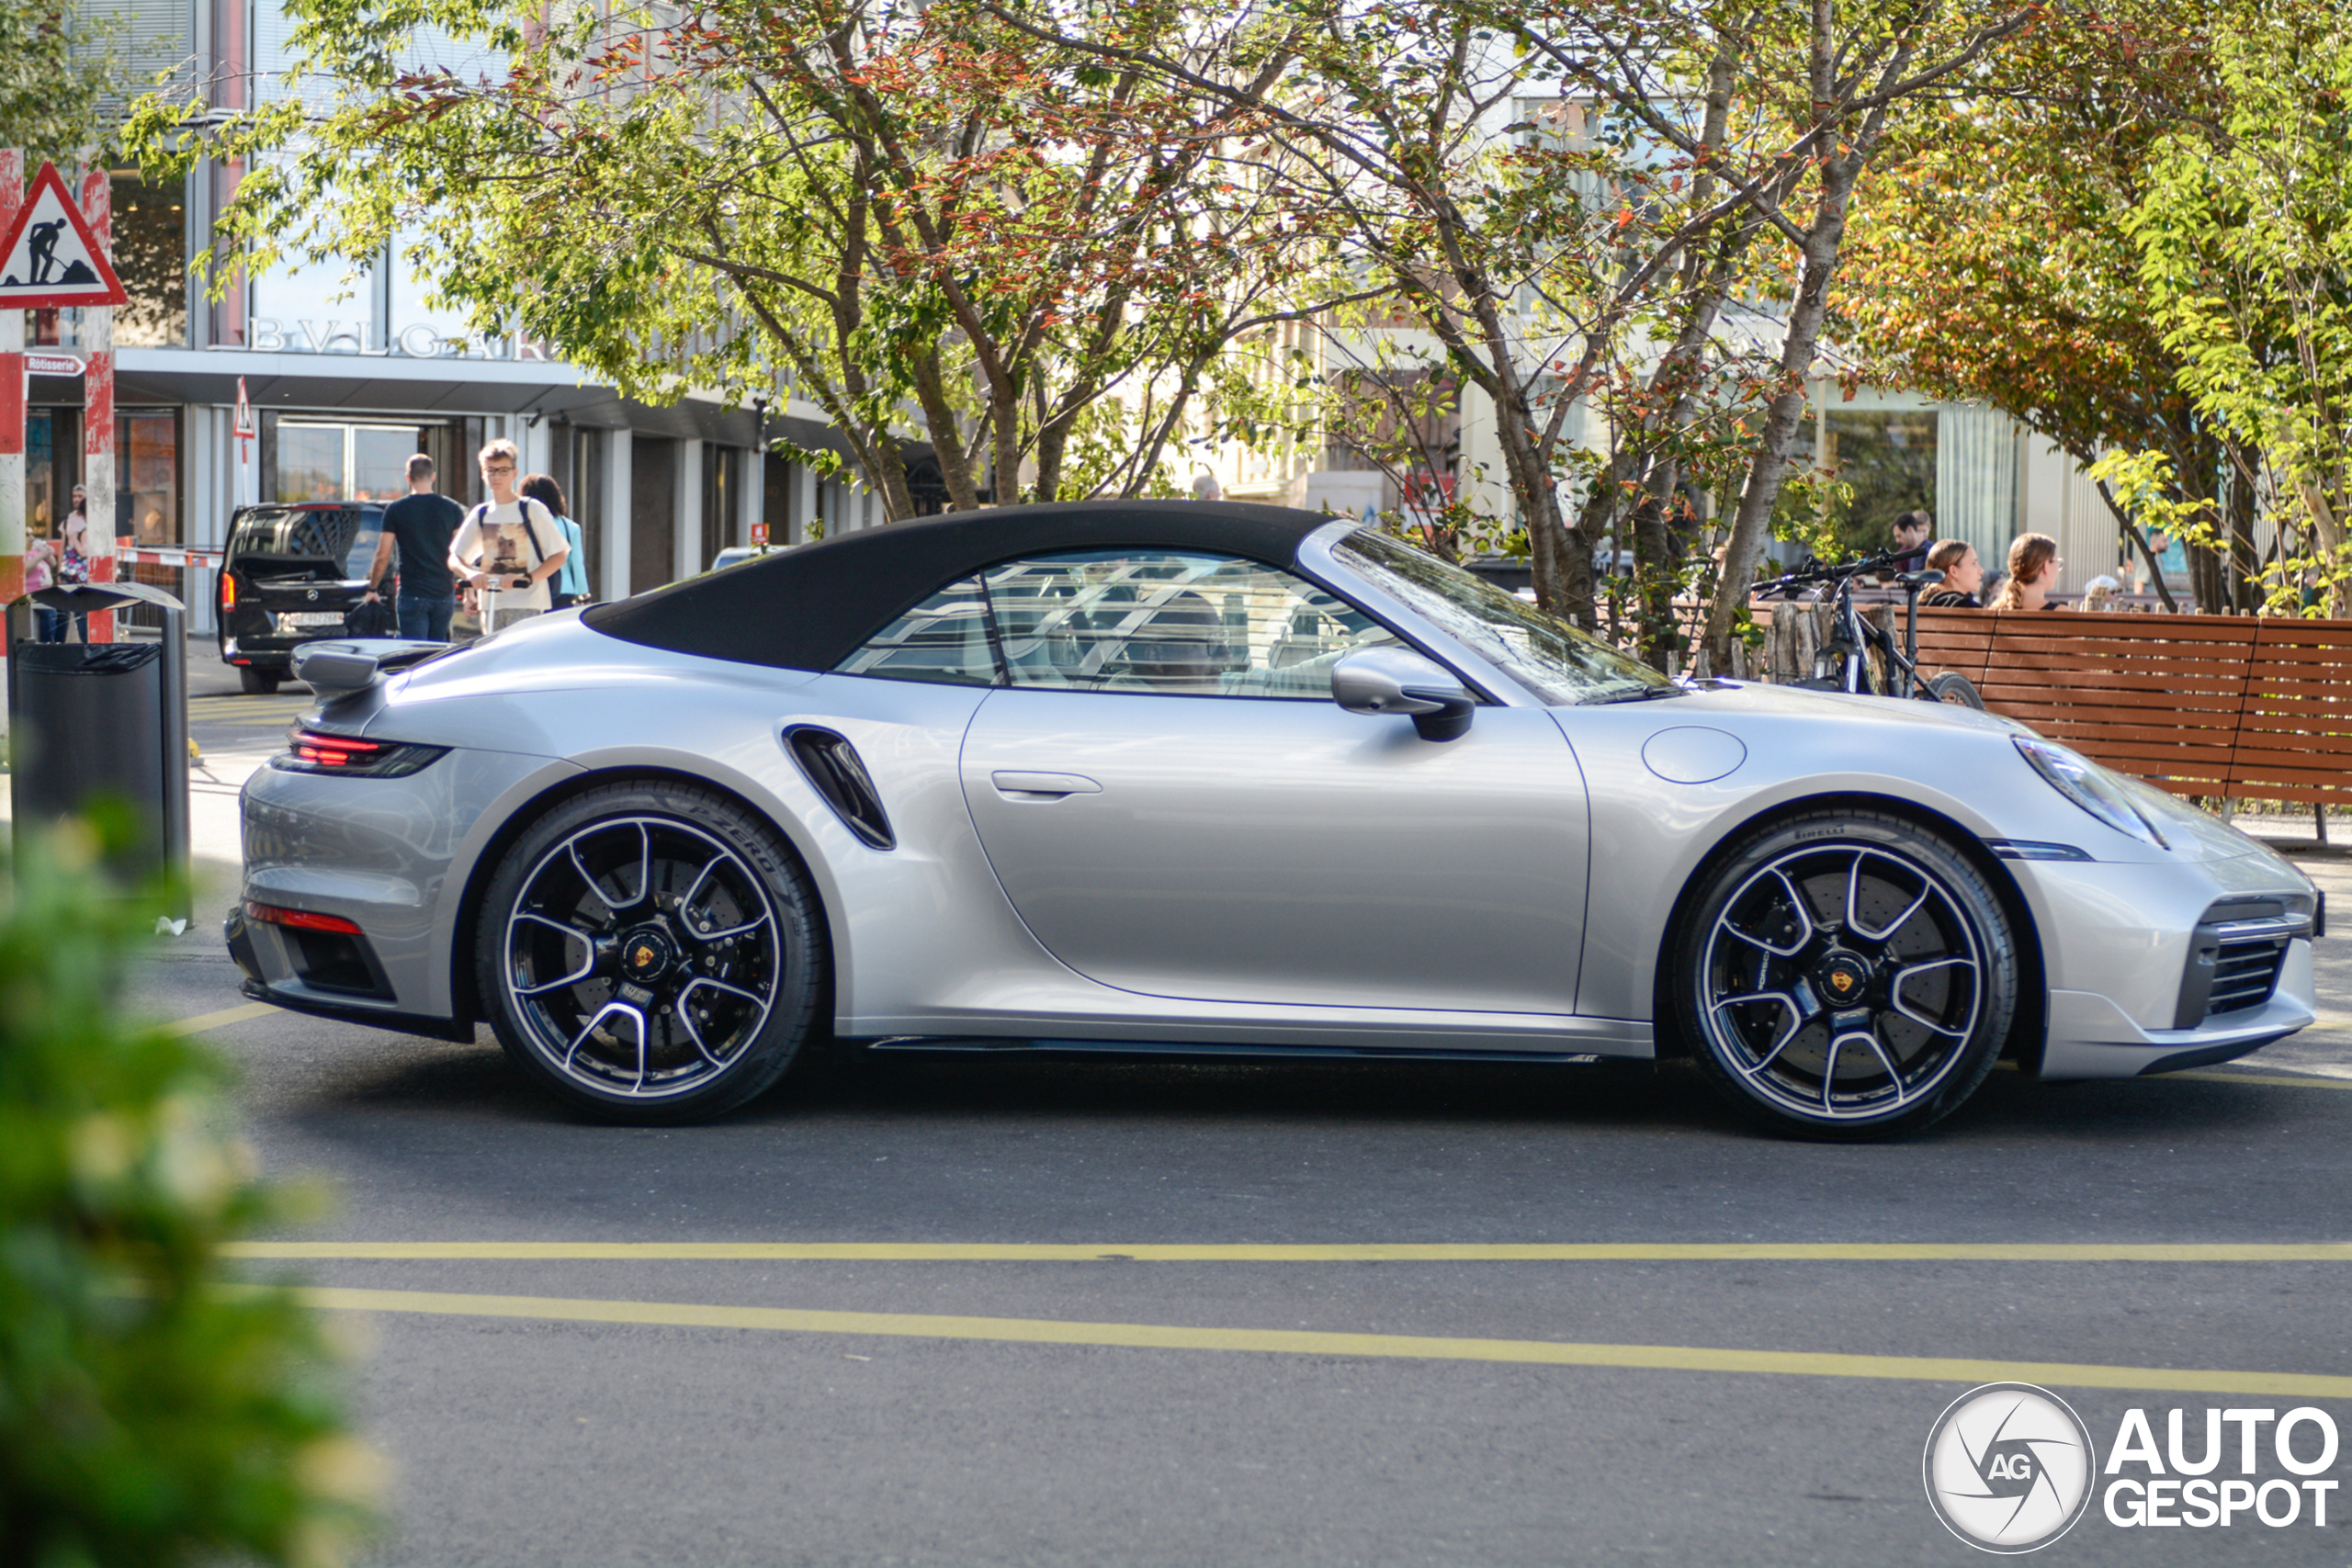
{"left": 226, "top": 502, "right": 2321, "bottom": 1137}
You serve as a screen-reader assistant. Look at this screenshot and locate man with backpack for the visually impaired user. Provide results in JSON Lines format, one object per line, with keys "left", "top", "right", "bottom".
{"left": 362, "top": 454, "right": 467, "bottom": 641}
{"left": 448, "top": 438, "right": 569, "bottom": 635}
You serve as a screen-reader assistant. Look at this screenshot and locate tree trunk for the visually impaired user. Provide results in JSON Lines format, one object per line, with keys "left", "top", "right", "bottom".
{"left": 1702, "top": 161, "right": 1860, "bottom": 670}
{"left": 910, "top": 350, "right": 982, "bottom": 513}
{"left": 2224, "top": 438, "right": 2258, "bottom": 612}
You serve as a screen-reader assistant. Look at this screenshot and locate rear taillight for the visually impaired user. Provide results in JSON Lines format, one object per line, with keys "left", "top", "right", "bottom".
{"left": 271, "top": 727, "right": 447, "bottom": 778}
{"left": 220, "top": 572, "right": 237, "bottom": 611}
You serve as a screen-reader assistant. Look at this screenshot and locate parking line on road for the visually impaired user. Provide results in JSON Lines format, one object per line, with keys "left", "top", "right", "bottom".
{"left": 225, "top": 1240, "right": 2352, "bottom": 1262}
{"left": 163, "top": 1000, "right": 278, "bottom": 1036}
{"left": 277, "top": 1283, "right": 2352, "bottom": 1397}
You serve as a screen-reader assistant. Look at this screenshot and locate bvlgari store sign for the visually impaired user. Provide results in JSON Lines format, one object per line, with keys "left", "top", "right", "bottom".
{"left": 241, "top": 319, "right": 556, "bottom": 360}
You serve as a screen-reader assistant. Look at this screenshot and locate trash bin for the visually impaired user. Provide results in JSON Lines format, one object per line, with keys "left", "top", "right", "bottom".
{"left": 6, "top": 581, "right": 191, "bottom": 908}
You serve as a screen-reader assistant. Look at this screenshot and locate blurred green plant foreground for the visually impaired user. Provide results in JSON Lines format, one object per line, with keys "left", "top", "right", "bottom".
{"left": 0, "top": 819, "right": 380, "bottom": 1568}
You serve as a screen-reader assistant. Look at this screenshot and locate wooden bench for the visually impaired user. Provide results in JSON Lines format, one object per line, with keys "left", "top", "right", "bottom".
{"left": 1974, "top": 612, "right": 2256, "bottom": 797}
{"left": 1736, "top": 600, "right": 2352, "bottom": 811}
{"left": 2229, "top": 618, "right": 2352, "bottom": 807}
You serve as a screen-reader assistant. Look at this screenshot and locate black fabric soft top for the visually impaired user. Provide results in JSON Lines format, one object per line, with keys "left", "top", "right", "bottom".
{"left": 582, "top": 499, "right": 1345, "bottom": 671}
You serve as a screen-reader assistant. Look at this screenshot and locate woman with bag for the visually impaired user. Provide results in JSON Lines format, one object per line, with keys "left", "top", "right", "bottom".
{"left": 519, "top": 473, "right": 590, "bottom": 610}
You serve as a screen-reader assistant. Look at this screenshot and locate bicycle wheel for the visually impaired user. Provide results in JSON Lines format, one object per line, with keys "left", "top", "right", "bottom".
{"left": 1925, "top": 671, "right": 1984, "bottom": 709}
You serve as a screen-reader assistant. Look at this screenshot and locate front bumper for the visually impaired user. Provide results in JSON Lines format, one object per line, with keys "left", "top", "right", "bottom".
{"left": 2013, "top": 852, "right": 2320, "bottom": 1079}
{"left": 2039, "top": 940, "right": 2317, "bottom": 1078}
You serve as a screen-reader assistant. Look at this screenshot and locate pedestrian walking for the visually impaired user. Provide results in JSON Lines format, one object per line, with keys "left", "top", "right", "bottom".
{"left": 448, "top": 439, "right": 568, "bottom": 636}
{"left": 362, "top": 454, "right": 468, "bottom": 641}
{"left": 519, "top": 473, "right": 590, "bottom": 610}
{"left": 1989, "top": 534, "right": 2064, "bottom": 612}
{"left": 1920, "top": 539, "right": 1983, "bottom": 607}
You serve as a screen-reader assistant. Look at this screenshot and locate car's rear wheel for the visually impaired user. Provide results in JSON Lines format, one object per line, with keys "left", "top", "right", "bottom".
{"left": 1670, "top": 809, "right": 2016, "bottom": 1139}
{"left": 476, "top": 782, "right": 824, "bottom": 1123}
{"left": 239, "top": 666, "right": 281, "bottom": 694}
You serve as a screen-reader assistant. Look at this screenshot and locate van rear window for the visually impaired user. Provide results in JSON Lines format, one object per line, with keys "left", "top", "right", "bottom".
{"left": 228, "top": 507, "right": 380, "bottom": 580}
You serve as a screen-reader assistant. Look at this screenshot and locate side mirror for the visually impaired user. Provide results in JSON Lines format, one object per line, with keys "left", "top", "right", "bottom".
{"left": 1331, "top": 647, "right": 1477, "bottom": 742}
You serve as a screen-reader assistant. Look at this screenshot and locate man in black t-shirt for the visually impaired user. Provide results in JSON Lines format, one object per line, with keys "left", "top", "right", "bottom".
{"left": 363, "top": 454, "right": 468, "bottom": 641}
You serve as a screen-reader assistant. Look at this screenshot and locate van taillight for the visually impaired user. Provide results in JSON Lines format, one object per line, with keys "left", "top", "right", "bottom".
{"left": 220, "top": 572, "right": 237, "bottom": 611}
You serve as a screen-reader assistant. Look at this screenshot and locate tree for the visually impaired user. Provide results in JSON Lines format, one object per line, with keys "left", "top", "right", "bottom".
{"left": 1505, "top": 0, "right": 2034, "bottom": 665}
{"left": 2127, "top": 0, "right": 2352, "bottom": 616}
{"left": 997, "top": 0, "right": 2029, "bottom": 663}
{"left": 0, "top": 823, "right": 380, "bottom": 1567}
{"left": 130, "top": 0, "right": 1329, "bottom": 515}
{"left": 0, "top": 0, "right": 123, "bottom": 169}
{"left": 1837, "top": 2, "right": 2233, "bottom": 613}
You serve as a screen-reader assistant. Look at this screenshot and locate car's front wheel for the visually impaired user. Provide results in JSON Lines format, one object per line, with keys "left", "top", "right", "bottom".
{"left": 1670, "top": 809, "right": 2017, "bottom": 1139}
{"left": 476, "top": 782, "right": 824, "bottom": 1122}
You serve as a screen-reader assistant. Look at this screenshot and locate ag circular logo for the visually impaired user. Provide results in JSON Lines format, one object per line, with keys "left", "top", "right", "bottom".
{"left": 1923, "top": 1382, "right": 2097, "bottom": 1553}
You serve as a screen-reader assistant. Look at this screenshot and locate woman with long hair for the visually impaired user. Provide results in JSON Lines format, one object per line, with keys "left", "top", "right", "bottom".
{"left": 1990, "top": 534, "right": 2062, "bottom": 612}
{"left": 518, "top": 472, "right": 590, "bottom": 610}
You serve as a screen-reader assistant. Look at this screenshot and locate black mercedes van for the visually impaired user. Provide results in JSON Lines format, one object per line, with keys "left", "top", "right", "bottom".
{"left": 216, "top": 502, "right": 385, "bottom": 694}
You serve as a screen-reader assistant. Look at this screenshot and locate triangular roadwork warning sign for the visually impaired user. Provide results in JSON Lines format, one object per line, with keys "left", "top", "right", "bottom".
{"left": 0, "top": 163, "right": 129, "bottom": 309}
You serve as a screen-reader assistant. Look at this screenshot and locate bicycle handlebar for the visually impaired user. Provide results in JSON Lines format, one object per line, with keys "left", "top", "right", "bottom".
{"left": 1756, "top": 551, "right": 1904, "bottom": 596}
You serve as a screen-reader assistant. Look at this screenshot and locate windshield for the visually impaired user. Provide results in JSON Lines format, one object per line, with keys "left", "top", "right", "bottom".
{"left": 1334, "top": 531, "right": 1677, "bottom": 705}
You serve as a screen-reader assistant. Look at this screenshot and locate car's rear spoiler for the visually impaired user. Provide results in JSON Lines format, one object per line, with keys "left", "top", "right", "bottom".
{"left": 290, "top": 639, "right": 450, "bottom": 697}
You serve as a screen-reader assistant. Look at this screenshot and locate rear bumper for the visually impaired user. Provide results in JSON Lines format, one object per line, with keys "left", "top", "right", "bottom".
{"left": 223, "top": 903, "right": 477, "bottom": 1042}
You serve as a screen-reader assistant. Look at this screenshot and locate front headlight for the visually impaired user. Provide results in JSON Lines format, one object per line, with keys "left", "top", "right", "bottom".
{"left": 2013, "top": 737, "right": 2167, "bottom": 849}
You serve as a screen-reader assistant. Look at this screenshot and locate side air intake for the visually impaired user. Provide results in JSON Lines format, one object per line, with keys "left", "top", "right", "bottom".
{"left": 784, "top": 727, "right": 896, "bottom": 850}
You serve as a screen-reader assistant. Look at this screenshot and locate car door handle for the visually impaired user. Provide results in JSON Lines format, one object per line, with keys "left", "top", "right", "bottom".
{"left": 991, "top": 771, "right": 1102, "bottom": 800}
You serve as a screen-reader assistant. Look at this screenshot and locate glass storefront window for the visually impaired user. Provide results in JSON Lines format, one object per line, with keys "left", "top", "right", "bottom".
{"left": 274, "top": 420, "right": 436, "bottom": 502}
{"left": 277, "top": 423, "right": 345, "bottom": 502}
{"left": 1824, "top": 410, "right": 1939, "bottom": 558}
{"left": 119, "top": 409, "right": 180, "bottom": 545}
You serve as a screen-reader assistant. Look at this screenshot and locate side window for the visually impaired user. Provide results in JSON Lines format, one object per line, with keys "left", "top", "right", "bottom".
{"left": 834, "top": 576, "right": 1000, "bottom": 685}
{"left": 982, "top": 551, "right": 1397, "bottom": 698}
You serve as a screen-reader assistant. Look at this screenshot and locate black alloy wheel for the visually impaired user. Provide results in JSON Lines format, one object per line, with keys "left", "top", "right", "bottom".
{"left": 478, "top": 782, "right": 823, "bottom": 1122}
{"left": 1673, "top": 809, "right": 2018, "bottom": 1139}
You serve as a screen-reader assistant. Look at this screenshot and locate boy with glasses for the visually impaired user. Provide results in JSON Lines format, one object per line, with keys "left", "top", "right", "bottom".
{"left": 448, "top": 439, "right": 569, "bottom": 635}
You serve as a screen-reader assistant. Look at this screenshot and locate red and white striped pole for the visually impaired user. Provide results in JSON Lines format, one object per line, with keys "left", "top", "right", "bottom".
{"left": 0, "top": 149, "right": 24, "bottom": 672}
{"left": 80, "top": 165, "right": 114, "bottom": 643}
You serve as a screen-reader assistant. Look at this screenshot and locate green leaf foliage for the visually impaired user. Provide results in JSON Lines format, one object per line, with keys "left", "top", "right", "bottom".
{"left": 0, "top": 823, "right": 381, "bottom": 1568}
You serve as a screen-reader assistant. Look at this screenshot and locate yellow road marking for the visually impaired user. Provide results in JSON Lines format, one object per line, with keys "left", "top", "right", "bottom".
{"left": 163, "top": 1000, "right": 278, "bottom": 1036}
{"left": 277, "top": 1284, "right": 2352, "bottom": 1397}
{"left": 225, "top": 1240, "right": 2352, "bottom": 1262}
{"left": 2168, "top": 1069, "right": 2352, "bottom": 1091}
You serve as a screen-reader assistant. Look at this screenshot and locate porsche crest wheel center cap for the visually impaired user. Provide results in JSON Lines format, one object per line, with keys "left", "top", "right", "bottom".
{"left": 619, "top": 926, "right": 676, "bottom": 983}
{"left": 1814, "top": 949, "right": 1873, "bottom": 1005}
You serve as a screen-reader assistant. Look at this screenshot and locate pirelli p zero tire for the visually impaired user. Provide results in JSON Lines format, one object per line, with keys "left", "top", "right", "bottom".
{"left": 476, "top": 781, "right": 825, "bottom": 1124}
{"left": 1670, "top": 809, "right": 2017, "bottom": 1140}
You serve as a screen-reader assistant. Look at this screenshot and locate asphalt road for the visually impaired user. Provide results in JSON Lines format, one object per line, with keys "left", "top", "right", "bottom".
{"left": 34, "top": 647, "right": 2352, "bottom": 1563}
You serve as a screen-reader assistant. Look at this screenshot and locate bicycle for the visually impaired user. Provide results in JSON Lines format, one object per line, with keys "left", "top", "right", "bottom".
{"left": 1758, "top": 551, "right": 1985, "bottom": 709}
